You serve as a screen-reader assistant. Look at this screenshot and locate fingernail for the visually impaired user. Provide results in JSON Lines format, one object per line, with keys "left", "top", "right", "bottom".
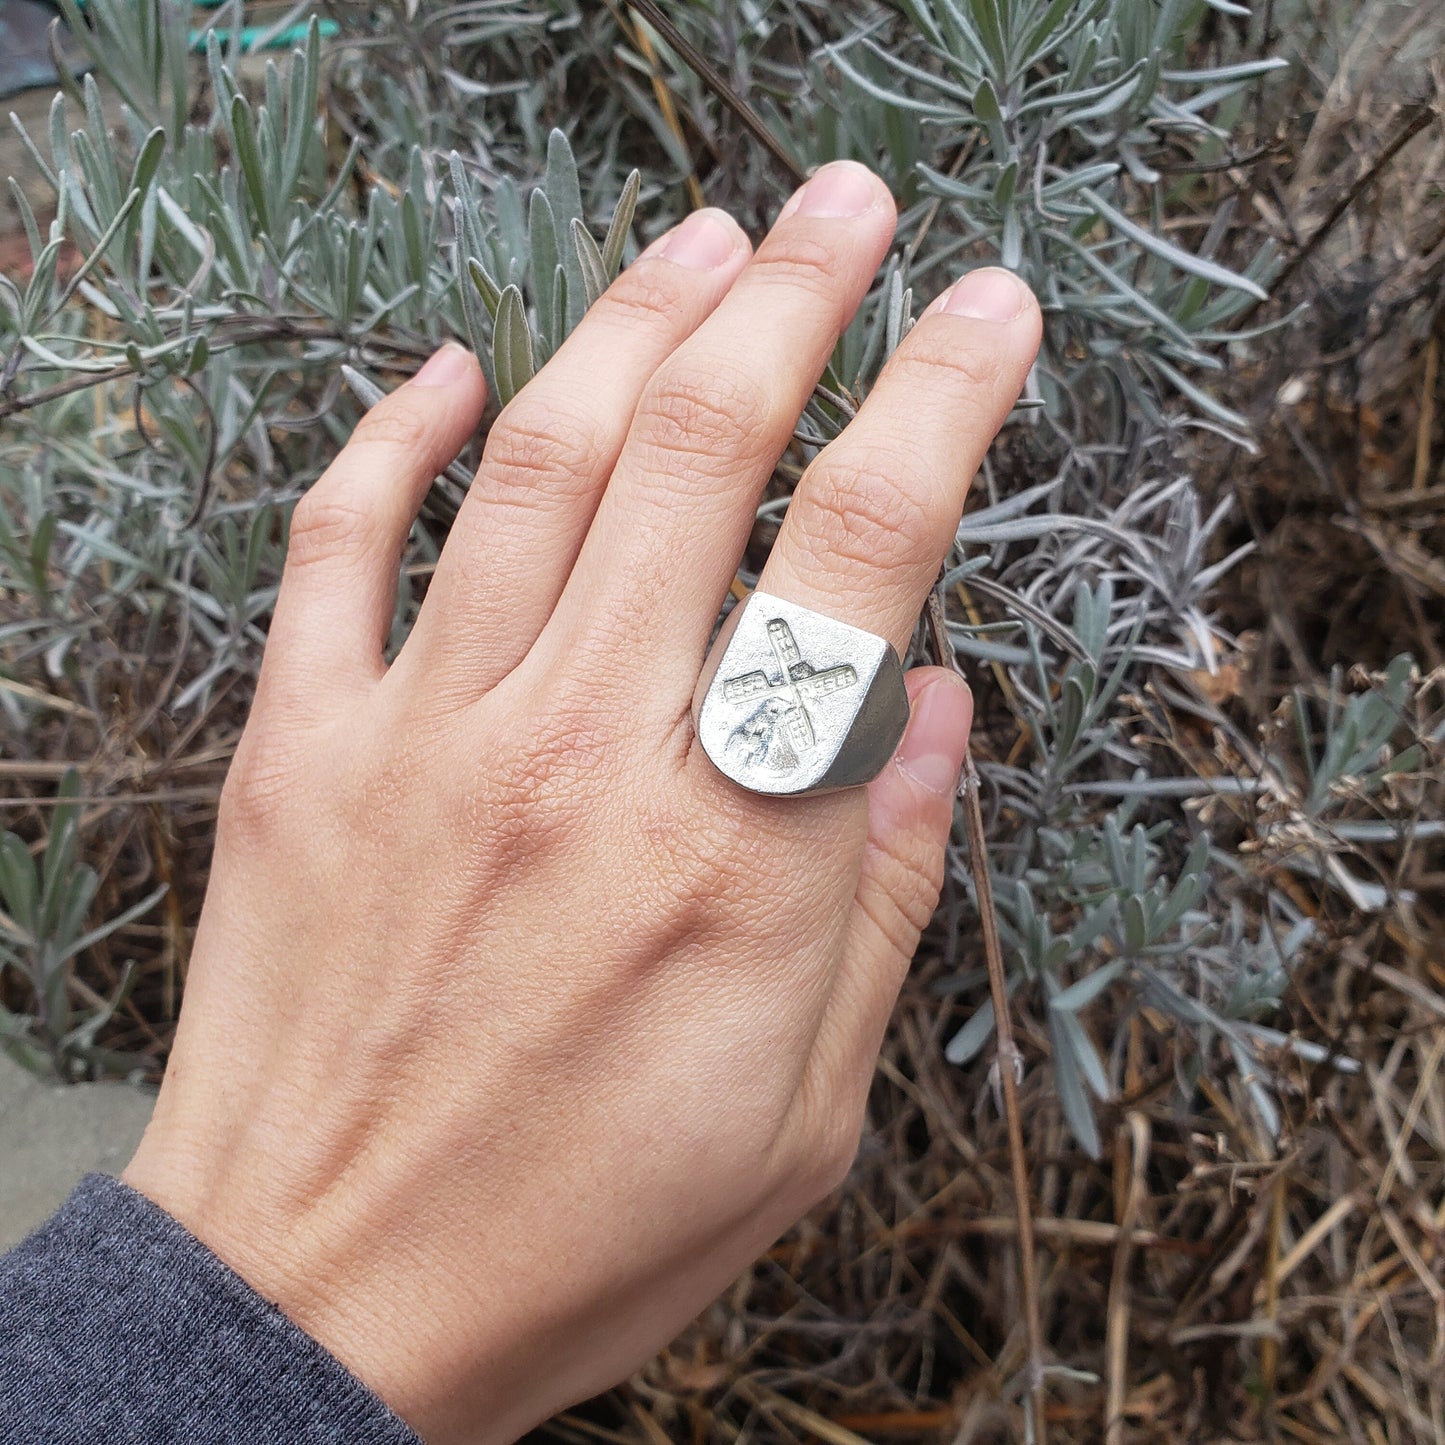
{"left": 645, "top": 209, "right": 739, "bottom": 270}
{"left": 792, "top": 160, "right": 880, "bottom": 219}
{"left": 412, "top": 342, "right": 474, "bottom": 388}
{"left": 897, "top": 673, "right": 973, "bottom": 796}
{"left": 941, "top": 267, "right": 1031, "bottom": 322}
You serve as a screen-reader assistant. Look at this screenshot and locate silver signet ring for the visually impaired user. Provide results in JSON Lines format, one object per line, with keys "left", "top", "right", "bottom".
{"left": 691, "top": 591, "right": 910, "bottom": 796}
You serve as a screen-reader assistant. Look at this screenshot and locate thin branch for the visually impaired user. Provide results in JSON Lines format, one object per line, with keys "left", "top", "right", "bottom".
{"left": 923, "top": 578, "right": 1047, "bottom": 1443}
{"left": 1104, "top": 1114, "right": 1150, "bottom": 1445}
{"left": 1238, "top": 103, "right": 1438, "bottom": 324}
{"left": 1414, "top": 334, "right": 1438, "bottom": 494}
{"left": 622, "top": 7, "right": 706, "bottom": 211}
{"left": 1284, "top": 104, "right": 1436, "bottom": 284}
{"left": 0, "top": 316, "right": 435, "bottom": 420}
{"left": 619, "top": 0, "right": 807, "bottom": 187}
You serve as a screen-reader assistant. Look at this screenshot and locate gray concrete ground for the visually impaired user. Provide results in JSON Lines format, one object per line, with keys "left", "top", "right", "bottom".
{"left": 1, "top": 69, "right": 158, "bottom": 1252}
{"left": 0, "top": 80, "right": 159, "bottom": 1253}
{"left": 0, "top": 1053, "right": 154, "bottom": 1250}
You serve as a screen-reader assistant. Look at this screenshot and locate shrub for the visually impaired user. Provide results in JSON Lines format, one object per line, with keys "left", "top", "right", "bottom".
{"left": 0, "top": 0, "right": 1436, "bottom": 1161}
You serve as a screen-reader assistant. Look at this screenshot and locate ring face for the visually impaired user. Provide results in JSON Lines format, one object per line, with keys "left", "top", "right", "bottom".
{"left": 692, "top": 591, "right": 910, "bottom": 796}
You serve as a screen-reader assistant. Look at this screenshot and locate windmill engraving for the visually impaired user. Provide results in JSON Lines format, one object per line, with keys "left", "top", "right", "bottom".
{"left": 721, "top": 617, "right": 859, "bottom": 770}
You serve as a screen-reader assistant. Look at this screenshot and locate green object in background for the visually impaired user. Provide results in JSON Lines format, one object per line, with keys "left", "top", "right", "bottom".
{"left": 0, "top": 0, "right": 342, "bottom": 85}
{"left": 188, "top": 18, "right": 339, "bottom": 53}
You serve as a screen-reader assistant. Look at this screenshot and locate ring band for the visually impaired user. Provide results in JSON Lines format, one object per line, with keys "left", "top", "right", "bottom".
{"left": 692, "top": 590, "right": 910, "bottom": 796}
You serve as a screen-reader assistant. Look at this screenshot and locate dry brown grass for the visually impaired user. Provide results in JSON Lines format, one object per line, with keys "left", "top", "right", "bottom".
{"left": 556, "top": 923, "right": 1444, "bottom": 1444}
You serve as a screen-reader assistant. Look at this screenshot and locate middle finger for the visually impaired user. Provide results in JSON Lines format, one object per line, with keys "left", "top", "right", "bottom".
{"left": 539, "top": 162, "right": 897, "bottom": 688}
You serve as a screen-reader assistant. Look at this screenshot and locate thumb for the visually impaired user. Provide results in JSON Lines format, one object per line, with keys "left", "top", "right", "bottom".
{"left": 825, "top": 667, "right": 973, "bottom": 1066}
{"left": 859, "top": 666, "right": 972, "bottom": 959}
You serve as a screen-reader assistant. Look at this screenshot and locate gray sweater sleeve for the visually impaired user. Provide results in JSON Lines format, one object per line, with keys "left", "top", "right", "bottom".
{"left": 0, "top": 1173, "right": 424, "bottom": 1444}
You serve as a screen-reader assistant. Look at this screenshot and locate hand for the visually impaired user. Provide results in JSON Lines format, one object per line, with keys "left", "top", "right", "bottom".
{"left": 123, "top": 161, "right": 1041, "bottom": 1444}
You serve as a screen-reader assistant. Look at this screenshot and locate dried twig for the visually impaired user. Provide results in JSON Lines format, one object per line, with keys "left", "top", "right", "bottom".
{"left": 1241, "top": 103, "right": 1438, "bottom": 323}
{"left": 605, "top": 0, "right": 706, "bottom": 211}
{"left": 1105, "top": 1114, "right": 1150, "bottom": 1445}
{"left": 618, "top": 0, "right": 806, "bottom": 188}
{"left": 1415, "top": 334, "right": 1438, "bottom": 494}
{"left": 922, "top": 576, "right": 1047, "bottom": 1444}
{"left": 0, "top": 316, "right": 433, "bottom": 419}
{"left": 1260, "top": 1167, "right": 1287, "bottom": 1407}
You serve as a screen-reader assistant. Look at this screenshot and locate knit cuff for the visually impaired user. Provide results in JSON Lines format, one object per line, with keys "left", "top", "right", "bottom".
{"left": 0, "top": 1172, "right": 424, "bottom": 1445}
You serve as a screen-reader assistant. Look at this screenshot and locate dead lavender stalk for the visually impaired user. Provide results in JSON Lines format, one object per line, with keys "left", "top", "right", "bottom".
{"left": 924, "top": 580, "right": 1047, "bottom": 1444}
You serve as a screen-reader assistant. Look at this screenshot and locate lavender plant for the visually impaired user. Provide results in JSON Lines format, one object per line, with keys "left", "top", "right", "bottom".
{"left": 1, "top": 0, "right": 1434, "bottom": 1162}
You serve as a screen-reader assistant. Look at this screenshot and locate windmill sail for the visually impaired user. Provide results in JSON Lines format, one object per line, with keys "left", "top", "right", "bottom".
{"left": 768, "top": 619, "right": 802, "bottom": 672}
{"left": 796, "top": 664, "right": 857, "bottom": 700}
{"left": 783, "top": 705, "right": 815, "bottom": 753}
{"left": 722, "top": 669, "right": 773, "bottom": 703}
{"left": 719, "top": 615, "right": 860, "bottom": 766}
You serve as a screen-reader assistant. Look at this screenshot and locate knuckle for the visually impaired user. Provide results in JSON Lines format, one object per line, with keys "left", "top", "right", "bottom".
{"left": 219, "top": 731, "right": 305, "bottom": 840}
{"left": 753, "top": 231, "right": 850, "bottom": 300}
{"left": 482, "top": 398, "right": 605, "bottom": 502}
{"left": 286, "top": 490, "right": 379, "bottom": 569}
{"left": 897, "top": 323, "right": 1009, "bottom": 394}
{"left": 805, "top": 1104, "right": 865, "bottom": 1198}
{"left": 597, "top": 264, "right": 689, "bottom": 330}
{"left": 466, "top": 703, "right": 610, "bottom": 869}
{"left": 775, "top": 1058, "right": 870, "bottom": 1201}
{"left": 217, "top": 769, "right": 271, "bottom": 842}
{"left": 862, "top": 827, "right": 946, "bottom": 950}
{"left": 348, "top": 398, "right": 434, "bottom": 455}
{"left": 639, "top": 804, "right": 756, "bottom": 918}
{"left": 792, "top": 451, "right": 944, "bottom": 575}
{"left": 636, "top": 357, "right": 773, "bottom": 465}
{"left": 820, "top": 1133, "right": 863, "bottom": 1196}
